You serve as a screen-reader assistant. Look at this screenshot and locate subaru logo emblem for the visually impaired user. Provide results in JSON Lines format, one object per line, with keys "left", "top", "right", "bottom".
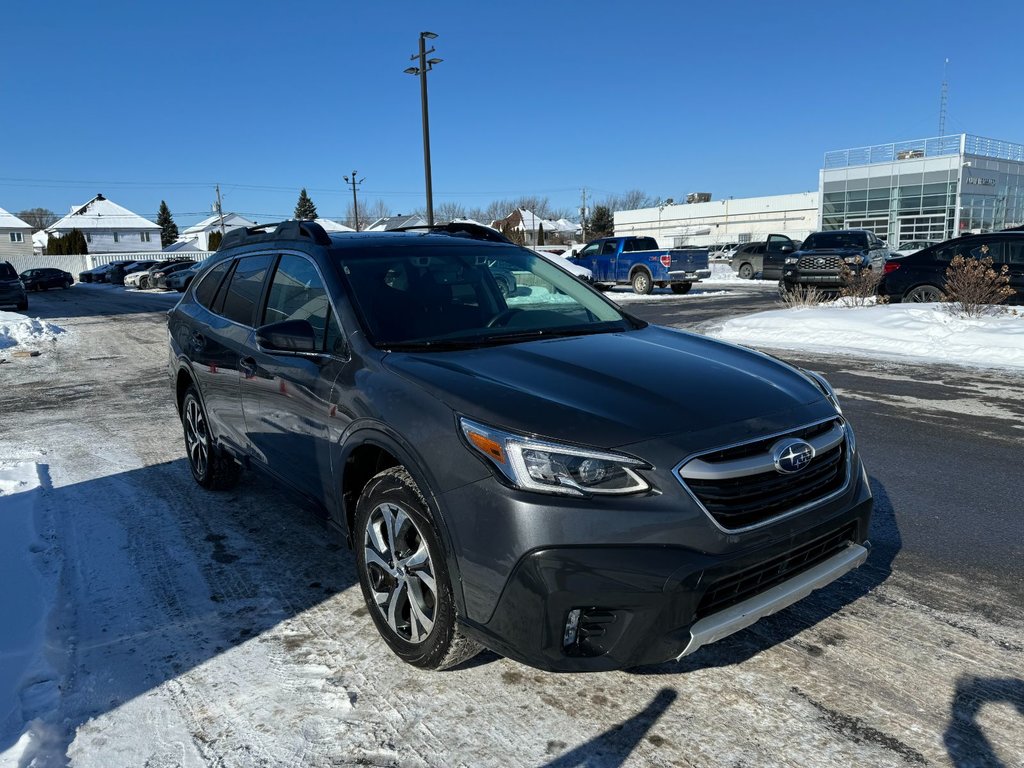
{"left": 772, "top": 439, "right": 815, "bottom": 474}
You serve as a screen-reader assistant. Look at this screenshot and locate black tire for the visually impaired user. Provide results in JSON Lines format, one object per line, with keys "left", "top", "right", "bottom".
{"left": 64, "top": 280, "right": 72, "bottom": 289}
{"left": 738, "top": 262, "right": 754, "bottom": 280}
{"left": 16, "top": 299, "right": 27, "bottom": 311}
{"left": 904, "top": 284, "right": 943, "bottom": 303}
{"left": 497, "top": 275, "right": 514, "bottom": 298}
{"left": 631, "top": 269, "right": 653, "bottom": 295}
{"left": 355, "top": 466, "right": 481, "bottom": 670}
{"left": 670, "top": 282, "right": 692, "bottom": 295}
{"left": 181, "top": 386, "right": 240, "bottom": 490}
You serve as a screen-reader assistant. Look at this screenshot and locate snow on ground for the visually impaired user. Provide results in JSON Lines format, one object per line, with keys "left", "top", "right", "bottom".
{"left": 0, "top": 312, "right": 66, "bottom": 352}
{"left": 0, "top": 459, "right": 60, "bottom": 768}
{"left": 713, "top": 302, "right": 1024, "bottom": 370}
{"left": 701, "top": 262, "right": 779, "bottom": 288}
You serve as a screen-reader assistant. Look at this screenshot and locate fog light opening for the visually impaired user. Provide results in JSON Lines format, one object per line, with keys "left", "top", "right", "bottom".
{"left": 563, "top": 609, "right": 582, "bottom": 647}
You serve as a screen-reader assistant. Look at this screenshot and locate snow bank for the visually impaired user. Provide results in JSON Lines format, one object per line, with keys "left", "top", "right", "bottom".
{"left": 713, "top": 303, "right": 1024, "bottom": 370}
{"left": 701, "top": 262, "right": 778, "bottom": 288}
{"left": 0, "top": 461, "right": 59, "bottom": 767}
{"left": 0, "top": 312, "right": 66, "bottom": 351}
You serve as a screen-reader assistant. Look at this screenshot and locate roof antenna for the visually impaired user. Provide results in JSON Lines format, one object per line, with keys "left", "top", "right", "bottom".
{"left": 939, "top": 58, "right": 949, "bottom": 136}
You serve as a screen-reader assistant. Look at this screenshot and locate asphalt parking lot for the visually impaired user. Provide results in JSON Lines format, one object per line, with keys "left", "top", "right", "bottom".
{"left": 2, "top": 282, "right": 1022, "bottom": 768}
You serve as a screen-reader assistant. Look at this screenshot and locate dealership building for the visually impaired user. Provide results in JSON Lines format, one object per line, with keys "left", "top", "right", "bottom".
{"left": 820, "top": 133, "right": 1024, "bottom": 244}
{"left": 614, "top": 133, "right": 1024, "bottom": 249}
{"left": 613, "top": 192, "right": 820, "bottom": 247}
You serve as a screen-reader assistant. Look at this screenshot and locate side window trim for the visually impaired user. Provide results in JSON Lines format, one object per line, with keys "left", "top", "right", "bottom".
{"left": 211, "top": 259, "right": 238, "bottom": 316}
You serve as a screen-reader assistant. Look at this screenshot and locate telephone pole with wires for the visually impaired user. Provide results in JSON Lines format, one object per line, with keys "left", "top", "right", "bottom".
{"left": 215, "top": 184, "right": 225, "bottom": 234}
{"left": 344, "top": 171, "right": 365, "bottom": 231}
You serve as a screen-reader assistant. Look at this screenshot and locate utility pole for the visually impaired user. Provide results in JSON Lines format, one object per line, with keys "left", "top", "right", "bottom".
{"left": 580, "top": 188, "right": 588, "bottom": 243}
{"left": 939, "top": 58, "right": 949, "bottom": 137}
{"left": 344, "top": 171, "right": 365, "bottom": 231}
{"left": 405, "top": 32, "right": 442, "bottom": 226}
{"left": 215, "top": 184, "right": 225, "bottom": 234}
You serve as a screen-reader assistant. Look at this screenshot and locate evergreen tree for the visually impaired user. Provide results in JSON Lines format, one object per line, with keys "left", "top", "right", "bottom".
{"left": 589, "top": 205, "right": 614, "bottom": 238}
{"left": 156, "top": 200, "right": 179, "bottom": 247}
{"left": 294, "top": 188, "right": 318, "bottom": 220}
{"left": 537, "top": 223, "right": 545, "bottom": 246}
{"left": 207, "top": 231, "right": 223, "bottom": 251}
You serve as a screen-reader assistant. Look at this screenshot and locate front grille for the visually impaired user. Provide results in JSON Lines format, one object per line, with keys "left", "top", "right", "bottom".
{"left": 798, "top": 255, "right": 844, "bottom": 271}
{"left": 677, "top": 418, "right": 849, "bottom": 530}
{"left": 696, "top": 522, "right": 858, "bottom": 619}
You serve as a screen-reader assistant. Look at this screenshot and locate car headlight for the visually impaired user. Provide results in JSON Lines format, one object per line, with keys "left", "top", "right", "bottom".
{"left": 459, "top": 417, "right": 651, "bottom": 497}
{"left": 784, "top": 257, "right": 799, "bottom": 265}
{"left": 804, "top": 370, "right": 842, "bottom": 415}
{"left": 843, "top": 256, "right": 860, "bottom": 264}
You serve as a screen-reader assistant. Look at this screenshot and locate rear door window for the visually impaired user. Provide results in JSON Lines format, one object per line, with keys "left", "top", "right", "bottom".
{"left": 220, "top": 254, "right": 276, "bottom": 326}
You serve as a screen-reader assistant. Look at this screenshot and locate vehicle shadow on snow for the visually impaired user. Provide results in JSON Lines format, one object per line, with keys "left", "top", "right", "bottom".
{"left": 628, "top": 476, "right": 900, "bottom": 675}
{"left": 5, "top": 458, "right": 359, "bottom": 758}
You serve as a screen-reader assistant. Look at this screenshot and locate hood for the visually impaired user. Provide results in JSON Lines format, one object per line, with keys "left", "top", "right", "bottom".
{"left": 384, "top": 325, "right": 827, "bottom": 449}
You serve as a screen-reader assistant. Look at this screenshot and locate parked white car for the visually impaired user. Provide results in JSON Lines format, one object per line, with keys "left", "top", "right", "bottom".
{"left": 529, "top": 247, "right": 593, "bottom": 280}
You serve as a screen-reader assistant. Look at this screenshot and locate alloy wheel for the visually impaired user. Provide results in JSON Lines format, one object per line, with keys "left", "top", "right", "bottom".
{"left": 363, "top": 502, "right": 437, "bottom": 644}
{"left": 184, "top": 398, "right": 209, "bottom": 478}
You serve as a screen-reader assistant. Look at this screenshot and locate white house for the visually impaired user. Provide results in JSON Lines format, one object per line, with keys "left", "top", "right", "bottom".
{"left": 179, "top": 212, "right": 256, "bottom": 251}
{"left": 490, "top": 208, "right": 578, "bottom": 245}
{"left": 47, "top": 194, "right": 162, "bottom": 254}
{"left": 0, "top": 207, "right": 33, "bottom": 259}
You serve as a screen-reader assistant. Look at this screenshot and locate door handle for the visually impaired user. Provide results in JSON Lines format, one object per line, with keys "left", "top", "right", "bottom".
{"left": 189, "top": 331, "right": 206, "bottom": 352}
{"left": 239, "top": 356, "right": 258, "bottom": 378}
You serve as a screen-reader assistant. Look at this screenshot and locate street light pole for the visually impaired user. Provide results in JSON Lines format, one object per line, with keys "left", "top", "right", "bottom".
{"left": 405, "top": 32, "right": 442, "bottom": 227}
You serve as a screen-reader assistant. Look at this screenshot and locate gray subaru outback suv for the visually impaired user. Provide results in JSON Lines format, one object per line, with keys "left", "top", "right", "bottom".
{"left": 168, "top": 220, "right": 872, "bottom": 672}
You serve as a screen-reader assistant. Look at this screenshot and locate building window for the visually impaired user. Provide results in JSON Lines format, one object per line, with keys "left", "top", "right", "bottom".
{"left": 86, "top": 233, "right": 92, "bottom": 243}
{"left": 113, "top": 232, "right": 120, "bottom": 243}
{"left": 9, "top": 232, "right": 24, "bottom": 243}
{"left": 141, "top": 232, "right": 151, "bottom": 242}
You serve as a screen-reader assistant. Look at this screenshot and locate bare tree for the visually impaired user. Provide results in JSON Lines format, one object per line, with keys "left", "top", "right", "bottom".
{"left": 434, "top": 201, "right": 468, "bottom": 224}
{"left": 600, "top": 189, "right": 659, "bottom": 213}
{"left": 17, "top": 208, "right": 58, "bottom": 231}
{"left": 347, "top": 199, "right": 391, "bottom": 229}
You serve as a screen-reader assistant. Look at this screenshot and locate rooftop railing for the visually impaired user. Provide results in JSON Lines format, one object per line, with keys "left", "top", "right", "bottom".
{"left": 824, "top": 134, "right": 1024, "bottom": 168}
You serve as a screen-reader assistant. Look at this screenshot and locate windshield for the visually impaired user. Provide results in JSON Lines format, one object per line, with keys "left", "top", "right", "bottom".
{"left": 337, "top": 243, "right": 634, "bottom": 349}
{"left": 802, "top": 232, "right": 868, "bottom": 250}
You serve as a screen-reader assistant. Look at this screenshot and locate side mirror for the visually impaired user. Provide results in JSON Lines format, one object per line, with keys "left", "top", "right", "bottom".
{"left": 780, "top": 244, "right": 795, "bottom": 253}
{"left": 256, "top": 319, "right": 317, "bottom": 354}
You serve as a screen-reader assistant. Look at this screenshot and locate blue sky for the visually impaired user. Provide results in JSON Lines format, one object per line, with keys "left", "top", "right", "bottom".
{"left": 1, "top": 0, "right": 1020, "bottom": 226}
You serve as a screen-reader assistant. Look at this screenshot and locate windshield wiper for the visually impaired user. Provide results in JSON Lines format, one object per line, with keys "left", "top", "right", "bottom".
{"left": 475, "top": 325, "right": 625, "bottom": 346}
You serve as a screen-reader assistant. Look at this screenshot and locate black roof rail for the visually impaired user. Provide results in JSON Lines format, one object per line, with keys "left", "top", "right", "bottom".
{"left": 217, "top": 219, "right": 332, "bottom": 250}
{"left": 389, "top": 221, "right": 513, "bottom": 244}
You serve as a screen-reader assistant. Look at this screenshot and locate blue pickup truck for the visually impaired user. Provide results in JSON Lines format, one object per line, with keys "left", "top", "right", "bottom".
{"left": 569, "top": 236, "right": 711, "bottom": 294}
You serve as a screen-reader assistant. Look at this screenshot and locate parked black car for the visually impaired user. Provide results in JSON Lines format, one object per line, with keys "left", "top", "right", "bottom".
{"left": 146, "top": 260, "right": 194, "bottom": 290}
{"left": 165, "top": 260, "right": 207, "bottom": 292}
{"left": 20, "top": 267, "right": 74, "bottom": 291}
{"left": 730, "top": 235, "right": 798, "bottom": 280}
{"left": 0, "top": 261, "right": 28, "bottom": 310}
{"left": 169, "top": 220, "right": 872, "bottom": 672}
{"left": 878, "top": 232, "right": 1024, "bottom": 303}
{"left": 781, "top": 230, "right": 889, "bottom": 293}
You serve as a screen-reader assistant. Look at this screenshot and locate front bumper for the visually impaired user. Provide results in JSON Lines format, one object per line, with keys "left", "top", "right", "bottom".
{"left": 783, "top": 271, "right": 845, "bottom": 289}
{"left": 456, "top": 487, "right": 873, "bottom": 672}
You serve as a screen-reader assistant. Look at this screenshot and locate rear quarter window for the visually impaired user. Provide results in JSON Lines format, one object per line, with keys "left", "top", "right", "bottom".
{"left": 193, "top": 260, "right": 232, "bottom": 310}
{"left": 220, "top": 254, "right": 276, "bottom": 327}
